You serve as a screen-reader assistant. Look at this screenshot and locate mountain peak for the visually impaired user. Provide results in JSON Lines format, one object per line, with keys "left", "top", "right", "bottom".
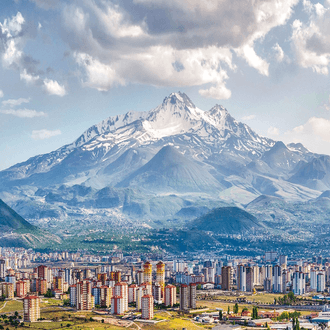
{"left": 163, "top": 92, "right": 196, "bottom": 108}
{"left": 208, "top": 104, "right": 228, "bottom": 116}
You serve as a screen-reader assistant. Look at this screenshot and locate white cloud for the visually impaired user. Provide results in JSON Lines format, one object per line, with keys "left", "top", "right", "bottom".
{"left": 199, "top": 83, "right": 231, "bottom": 100}
{"left": 0, "top": 109, "right": 46, "bottom": 118}
{"left": 241, "top": 115, "right": 256, "bottom": 121}
{"left": 74, "top": 46, "right": 234, "bottom": 99}
{"left": 0, "top": 12, "right": 25, "bottom": 69}
{"left": 273, "top": 43, "right": 285, "bottom": 62}
{"left": 291, "top": 3, "right": 330, "bottom": 74}
{"left": 74, "top": 53, "right": 125, "bottom": 91}
{"left": 31, "top": 129, "right": 61, "bottom": 140}
{"left": 20, "top": 70, "right": 40, "bottom": 84}
{"left": 43, "top": 79, "right": 66, "bottom": 96}
{"left": 2, "top": 97, "right": 30, "bottom": 107}
{"left": 1, "top": 13, "right": 66, "bottom": 96}
{"left": 62, "top": 0, "right": 298, "bottom": 99}
{"left": 235, "top": 44, "right": 270, "bottom": 76}
{"left": 284, "top": 117, "right": 330, "bottom": 154}
{"left": 0, "top": 90, "right": 3, "bottom": 98}
{"left": 268, "top": 126, "right": 280, "bottom": 136}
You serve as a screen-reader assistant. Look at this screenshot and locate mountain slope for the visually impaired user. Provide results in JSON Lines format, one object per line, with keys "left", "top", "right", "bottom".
{"left": 0, "top": 199, "right": 61, "bottom": 248}
{"left": 117, "top": 145, "right": 222, "bottom": 193}
{"left": 0, "top": 199, "right": 35, "bottom": 230}
{"left": 189, "top": 206, "right": 260, "bottom": 234}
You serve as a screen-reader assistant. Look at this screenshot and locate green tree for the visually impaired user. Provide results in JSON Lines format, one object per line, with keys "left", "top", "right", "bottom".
{"left": 252, "top": 306, "right": 258, "bottom": 319}
{"left": 219, "top": 310, "right": 223, "bottom": 320}
{"left": 288, "top": 291, "right": 295, "bottom": 301}
{"left": 234, "top": 303, "right": 239, "bottom": 314}
{"left": 227, "top": 305, "right": 230, "bottom": 314}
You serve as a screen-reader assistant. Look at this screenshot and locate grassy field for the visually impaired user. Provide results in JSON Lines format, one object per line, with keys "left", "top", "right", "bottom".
{"left": 0, "top": 299, "right": 23, "bottom": 312}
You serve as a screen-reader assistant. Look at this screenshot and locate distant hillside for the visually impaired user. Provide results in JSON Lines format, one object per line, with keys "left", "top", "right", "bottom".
{"left": 0, "top": 199, "right": 36, "bottom": 230}
{"left": 189, "top": 206, "right": 259, "bottom": 234}
{"left": 0, "top": 199, "right": 61, "bottom": 248}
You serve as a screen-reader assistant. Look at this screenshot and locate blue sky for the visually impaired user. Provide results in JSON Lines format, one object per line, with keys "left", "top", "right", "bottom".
{"left": 1, "top": 0, "right": 330, "bottom": 170}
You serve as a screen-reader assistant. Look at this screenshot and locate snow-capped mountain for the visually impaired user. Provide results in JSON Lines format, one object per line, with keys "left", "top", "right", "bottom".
{"left": 0, "top": 92, "right": 329, "bottom": 229}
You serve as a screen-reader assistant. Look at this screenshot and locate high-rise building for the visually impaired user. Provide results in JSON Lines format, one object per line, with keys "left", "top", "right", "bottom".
{"left": 281, "top": 270, "right": 287, "bottom": 293}
{"left": 272, "top": 265, "right": 282, "bottom": 293}
{"left": 128, "top": 284, "right": 138, "bottom": 303}
{"left": 292, "top": 271, "right": 305, "bottom": 295}
{"left": 264, "top": 278, "right": 272, "bottom": 292}
{"left": 246, "top": 267, "right": 254, "bottom": 292}
{"left": 64, "top": 268, "right": 72, "bottom": 285}
{"left": 23, "top": 296, "right": 40, "bottom": 322}
{"left": 70, "top": 285, "right": 76, "bottom": 307}
{"left": 143, "top": 262, "right": 152, "bottom": 284}
{"left": 111, "top": 296, "right": 125, "bottom": 315}
{"left": 0, "top": 259, "right": 5, "bottom": 279}
{"left": 221, "top": 266, "right": 233, "bottom": 290}
{"left": 189, "top": 283, "right": 196, "bottom": 309}
{"left": 97, "top": 273, "right": 107, "bottom": 285}
{"left": 37, "top": 265, "right": 47, "bottom": 280}
{"left": 114, "top": 271, "right": 121, "bottom": 283}
{"left": 77, "top": 280, "right": 92, "bottom": 311}
{"left": 310, "top": 269, "right": 317, "bottom": 291}
{"left": 137, "top": 271, "right": 144, "bottom": 285}
{"left": 279, "top": 255, "right": 288, "bottom": 267}
{"left": 237, "top": 265, "right": 246, "bottom": 291}
{"left": 100, "top": 286, "right": 112, "bottom": 307}
{"left": 16, "top": 281, "right": 27, "bottom": 298}
{"left": 317, "top": 272, "right": 325, "bottom": 292}
{"left": 92, "top": 287, "right": 101, "bottom": 306}
{"left": 141, "top": 295, "right": 154, "bottom": 320}
{"left": 153, "top": 283, "right": 162, "bottom": 304}
{"left": 180, "top": 284, "right": 189, "bottom": 310}
{"left": 114, "top": 282, "right": 128, "bottom": 312}
{"left": 53, "top": 276, "right": 64, "bottom": 293}
{"left": 179, "top": 283, "right": 196, "bottom": 310}
{"left": 165, "top": 284, "right": 176, "bottom": 307}
{"left": 156, "top": 261, "right": 165, "bottom": 297}
{"left": 1, "top": 282, "right": 14, "bottom": 299}
{"left": 38, "top": 279, "right": 47, "bottom": 295}
{"left": 136, "top": 286, "right": 146, "bottom": 311}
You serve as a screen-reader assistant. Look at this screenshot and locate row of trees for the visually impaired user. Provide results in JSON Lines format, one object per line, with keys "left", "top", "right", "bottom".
{"left": 218, "top": 305, "right": 259, "bottom": 320}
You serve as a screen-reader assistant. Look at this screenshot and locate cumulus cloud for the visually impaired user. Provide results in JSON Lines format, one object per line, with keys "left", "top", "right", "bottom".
{"left": 0, "top": 12, "right": 66, "bottom": 96}
{"left": 291, "top": 2, "right": 330, "bottom": 74}
{"left": 0, "top": 90, "right": 3, "bottom": 98}
{"left": 74, "top": 53, "right": 125, "bottom": 91}
{"left": 2, "top": 97, "right": 30, "bottom": 107}
{"left": 268, "top": 126, "right": 280, "bottom": 136}
{"left": 0, "top": 109, "right": 46, "bottom": 118}
{"left": 60, "top": 0, "right": 299, "bottom": 99}
{"left": 43, "top": 79, "right": 66, "bottom": 96}
{"left": 284, "top": 117, "right": 330, "bottom": 154}
{"left": 241, "top": 115, "right": 256, "bottom": 121}
{"left": 20, "top": 69, "right": 40, "bottom": 84}
{"left": 31, "top": 129, "right": 61, "bottom": 140}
